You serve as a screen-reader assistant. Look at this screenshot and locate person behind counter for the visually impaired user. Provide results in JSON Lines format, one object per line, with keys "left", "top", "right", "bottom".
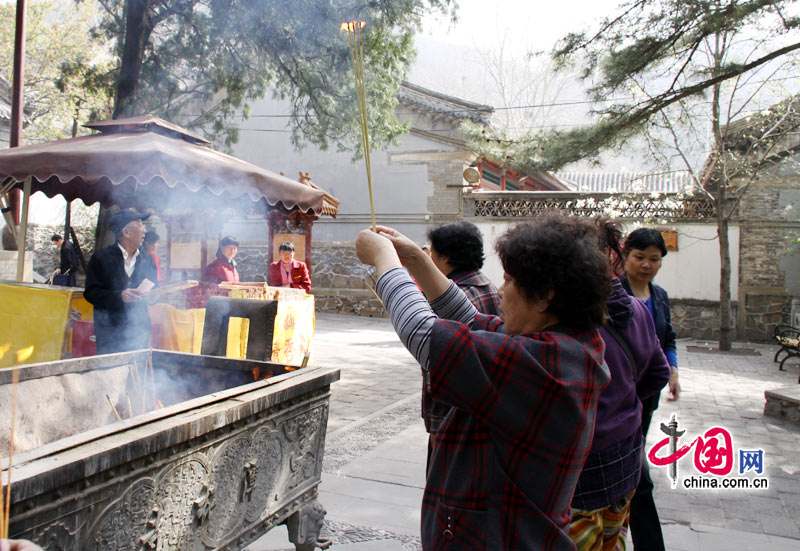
{"left": 84, "top": 209, "right": 158, "bottom": 354}
{"left": 205, "top": 236, "right": 240, "bottom": 284}
{"left": 142, "top": 230, "right": 162, "bottom": 281}
{"left": 268, "top": 241, "right": 311, "bottom": 293}
{"left": 355, "top": 215, "right": 612, "bottom": 550}
{"left": 51, "top": 233, "right": 79, "bottom": 287}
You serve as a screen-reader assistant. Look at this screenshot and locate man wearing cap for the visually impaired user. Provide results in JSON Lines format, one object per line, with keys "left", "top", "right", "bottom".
{"left": 204, "top": 236, "right": 240, "bottom": 284}
{"left": 84, "top": 209, "right": 159, "bottom": 354}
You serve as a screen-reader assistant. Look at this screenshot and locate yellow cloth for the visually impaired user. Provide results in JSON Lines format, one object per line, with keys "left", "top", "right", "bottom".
{"left": 149, "top": 303, "right": 206, "bottom": 354}
{"left": 271, "top": 295, "right": 315, "bottom": 365}
{"left": 0, "top": 284, "right": 73, "bottom": 367}
{"left": 148, "top": 295, "right": 315, "bottom": 364}
{"left": 70, "top": 296, "right": 93, "bottom": 321}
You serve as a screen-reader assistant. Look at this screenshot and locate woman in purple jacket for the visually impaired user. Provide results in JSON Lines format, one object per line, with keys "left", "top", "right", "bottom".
{"left": 568, "top": 220, "right": 671, "bottom": 550}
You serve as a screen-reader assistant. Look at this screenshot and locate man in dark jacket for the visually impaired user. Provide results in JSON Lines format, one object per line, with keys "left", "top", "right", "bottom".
{"left": 84, "top": 209, "right": 158, "bottom": 354}
{"left": 51, "top": 234, "right": 79, "bottom": 287}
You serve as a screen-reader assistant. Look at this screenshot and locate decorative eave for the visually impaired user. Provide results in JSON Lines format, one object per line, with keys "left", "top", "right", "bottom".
{"left": 297, "top": 171, "right": 340, "bottom": 218}
{"left": 398, "top": 81, "right": 493, "bottom": 126}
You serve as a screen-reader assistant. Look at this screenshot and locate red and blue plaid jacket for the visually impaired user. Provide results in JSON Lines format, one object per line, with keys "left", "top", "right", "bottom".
{"left": 423, "top": 314, "right": 609, "bottom": 550}
{"left": 449, "top": 269, "right": 502, "bottom": 316}
{"left": 423, "top": 268, "right": 501, "bottom": 433}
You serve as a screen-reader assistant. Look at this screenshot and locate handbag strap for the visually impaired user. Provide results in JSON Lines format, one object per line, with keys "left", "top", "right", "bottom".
{"left": 603, "top": 323, "right": 639, "bottom": 380}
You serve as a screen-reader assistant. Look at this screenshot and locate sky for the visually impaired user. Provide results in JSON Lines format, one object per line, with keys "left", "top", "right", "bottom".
{"left": 410, "top": 0, "right": 622, "bottom": 111}
{"left": 419, "top": 0, "right": 618, "bottom": 52}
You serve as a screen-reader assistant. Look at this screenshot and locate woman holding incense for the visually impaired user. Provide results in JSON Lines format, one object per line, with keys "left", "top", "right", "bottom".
{"left": 355, "top": 214, "right": 611, "bottom": 550}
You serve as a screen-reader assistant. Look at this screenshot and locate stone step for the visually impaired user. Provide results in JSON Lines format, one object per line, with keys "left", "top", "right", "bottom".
{"left": 764, "top": 384, "right": 800, "bottom": 425}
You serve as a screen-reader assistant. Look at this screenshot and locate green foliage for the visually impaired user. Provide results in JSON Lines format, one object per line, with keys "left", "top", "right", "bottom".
{"left": 90, "top": 0, "right": 454, "bottom": 153}
{"left": 0, "top": 0, "right": 114, "bottom": 143}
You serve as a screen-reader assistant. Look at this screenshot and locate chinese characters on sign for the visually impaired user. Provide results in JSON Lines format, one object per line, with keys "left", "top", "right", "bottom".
{"left": 648, "top": 413, "right": 768, "bottom": 490}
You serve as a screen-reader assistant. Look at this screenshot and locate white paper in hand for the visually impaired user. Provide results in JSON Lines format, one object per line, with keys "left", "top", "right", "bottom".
{"left": 137, "top": 278, "right": 155, "bottom": 294}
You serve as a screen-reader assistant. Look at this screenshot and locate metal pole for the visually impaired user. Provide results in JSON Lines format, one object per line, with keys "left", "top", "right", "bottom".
{"left": 8, "top": 0, "right": 27, "bottom": 225}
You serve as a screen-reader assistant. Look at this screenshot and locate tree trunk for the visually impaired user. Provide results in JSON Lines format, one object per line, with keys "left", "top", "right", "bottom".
{"left": 113, "top": 0, "right": 153, "bottom": 119}
{"left": 709, "top": 43, "right": 733, "bottom": 352}
{"left": 717, "top": 190, "right": 733, "bottom": 351}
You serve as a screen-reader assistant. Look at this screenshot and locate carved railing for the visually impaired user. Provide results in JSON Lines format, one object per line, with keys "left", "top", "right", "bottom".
{"left": 465, "top": 191, "right": 716, "bottom": 221}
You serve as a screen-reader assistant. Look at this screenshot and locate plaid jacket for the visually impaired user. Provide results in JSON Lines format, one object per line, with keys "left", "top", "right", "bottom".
{"left": 423, "top": 314, "right": 609, "bottom": 550}
{"left": 449, "top": 269, "right": 502, "bottom": 316}
{"left": 423, "top": 268, "right": 502, "bottom": 433}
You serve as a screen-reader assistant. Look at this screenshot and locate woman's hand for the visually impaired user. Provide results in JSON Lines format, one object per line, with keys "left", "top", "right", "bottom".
{"left": 0, "top": 540, "right": 44, "bottom": 551}
{"left": 667, "top": 366, "right": 681, "bottom": 401}
{"left": 355, "top": 229, "right": 402, "bottom": 277}
{"left": 373, "top": 226, "right": 425, "bottom": 268}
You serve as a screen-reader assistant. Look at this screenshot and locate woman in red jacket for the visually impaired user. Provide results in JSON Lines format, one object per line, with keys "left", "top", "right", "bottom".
{"left": 204, "top": 236, "right": 240, "bottom": 283}
{"left": 268, "top": 242, "right": 311, "bottom": 293}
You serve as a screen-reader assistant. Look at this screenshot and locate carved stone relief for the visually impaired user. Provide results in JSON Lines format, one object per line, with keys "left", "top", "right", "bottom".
{"left": 14, "top": 392, "right": 332, "bottom": 551}
{"left": 90, "top": 477, "right": 156, "bottom": 550}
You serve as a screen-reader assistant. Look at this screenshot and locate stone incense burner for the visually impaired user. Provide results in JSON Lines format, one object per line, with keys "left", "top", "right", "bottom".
{"left": 0, "top": 349, "right": 339, "bottom": 550}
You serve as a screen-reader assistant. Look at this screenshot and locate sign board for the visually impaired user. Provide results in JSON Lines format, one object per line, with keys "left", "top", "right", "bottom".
{"left": 170, "top": 233, "right": 202, "bottom": 270}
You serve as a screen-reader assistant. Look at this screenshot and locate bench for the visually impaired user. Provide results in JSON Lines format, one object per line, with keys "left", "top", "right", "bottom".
{"left": 774, "top": 324, "right": 800, "bottom": 377}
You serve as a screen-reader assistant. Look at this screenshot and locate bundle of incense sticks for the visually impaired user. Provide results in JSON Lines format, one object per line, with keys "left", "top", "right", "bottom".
{"left": 340, "top": 20, "right": 376, "bottom": 231}
{"left": 1, "top": 368, "right": 20, "bottom": 538}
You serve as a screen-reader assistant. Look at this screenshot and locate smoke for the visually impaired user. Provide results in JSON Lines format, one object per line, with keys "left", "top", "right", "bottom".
{"left": 0, "top": 350, "right": 254, "bottom": 457}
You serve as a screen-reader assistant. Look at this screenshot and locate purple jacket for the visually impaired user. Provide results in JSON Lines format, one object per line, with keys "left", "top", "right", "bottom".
{"left": 592, "top": 278, "right": 671, "bottom": 452}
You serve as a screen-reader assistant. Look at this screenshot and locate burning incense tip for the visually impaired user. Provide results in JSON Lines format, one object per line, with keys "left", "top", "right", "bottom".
{"left": 340, "top": 21, "right": 366, "bottom": 31}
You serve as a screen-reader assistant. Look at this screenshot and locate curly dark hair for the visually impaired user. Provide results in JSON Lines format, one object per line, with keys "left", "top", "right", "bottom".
{"left": 623, "top": 227, "right": 668, "bottom": 257}
{"left": 428, "top": 221, "right": 485, "bottom": 271}
{"left": 496, "top": 214, "right": 611, "bottom": 332}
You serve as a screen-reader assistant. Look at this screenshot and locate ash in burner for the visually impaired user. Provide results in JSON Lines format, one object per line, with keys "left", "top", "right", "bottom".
{"left": 1, "top": 354, "right": 255, "bottom": 456}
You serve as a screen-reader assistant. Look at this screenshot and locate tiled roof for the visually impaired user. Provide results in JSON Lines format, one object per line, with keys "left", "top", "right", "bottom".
{"left": 398, "top": 81, "right": 493, "bottom": 125}
{"left": 556, "top": 171, "right": 693, "bottom": 193}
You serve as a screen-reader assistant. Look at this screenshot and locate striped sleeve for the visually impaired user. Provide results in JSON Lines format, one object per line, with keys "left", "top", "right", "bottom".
{"left": 430, "top": 282, "right": 478, "bottom": 324}
{"left": 375, "top": 268, "right": 436, "bottom": 368}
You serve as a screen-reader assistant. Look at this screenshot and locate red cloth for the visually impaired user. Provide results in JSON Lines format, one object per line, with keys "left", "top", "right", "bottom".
{"left": 149, "top": 251, "right": 163, "bottom": 280}
{"left": 205, "top": 257, "right": 239, "bottom": 284}
{"left": 268, "top": 260, "right": 311, "bottom": 293}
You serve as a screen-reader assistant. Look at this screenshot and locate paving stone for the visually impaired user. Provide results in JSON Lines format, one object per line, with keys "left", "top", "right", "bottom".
{"left": 749, "top": 495, "right": 789, "bottom": 513}
{"left": 724, "top": 518, "right": 763, "bottom": 534}
{"left": 758, "top": 513, "right": 800, "bottom": 538}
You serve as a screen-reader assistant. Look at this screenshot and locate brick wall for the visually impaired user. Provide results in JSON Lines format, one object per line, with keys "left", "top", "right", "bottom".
{"left": 736, "top": 167, "right": 800, "bottom": 340}
{"left": 426, "top": 159, "right": 466, "bottom": 222}
{"left": 671, "top": 299, "right": 739, "bottom": 341}
{"left": 235, "top": 246, "right": 270, "bottom": 282}
{"left": 310, "top": 242, "right": 385, "bottom": 317}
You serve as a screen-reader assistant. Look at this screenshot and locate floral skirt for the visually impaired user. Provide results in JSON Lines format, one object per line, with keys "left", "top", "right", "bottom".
{"left": 569, "top": 489, "right": 636, "bottom": 551}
